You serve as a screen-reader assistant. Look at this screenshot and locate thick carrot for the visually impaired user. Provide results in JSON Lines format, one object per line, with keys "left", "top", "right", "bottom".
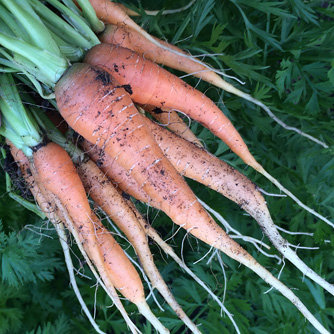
{"left": 30, "top": 141, "right": 168, "bottom": 333}
{"left": 78, "top": 158, "right": 202, "bottom": 334}
{"left": 83, "top": 43, "right": 259, "bottom": 169}
{"left": 84, "top": 43, "right": 333, "bottom": 228}
{"left": 143, "top": 118, "right": 334, "bottom": 295}
{"left": 55, "top": 63, "right": 330, "bottom": 334}
{"left": 80, "top": 123, "right": 334, "bottom": 297}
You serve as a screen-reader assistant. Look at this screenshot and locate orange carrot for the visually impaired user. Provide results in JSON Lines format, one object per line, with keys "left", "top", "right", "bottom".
{"left": 83, "top": 43, "right": 260, "bottom": 169}
{"left": 30, "top": 141, "right": 168, "bottom": 333}
{"left": 54, "top": 63, "right": 331, "bottom": 333}
{"left": 78, "top": 158, "right": 202, "bottom": 334}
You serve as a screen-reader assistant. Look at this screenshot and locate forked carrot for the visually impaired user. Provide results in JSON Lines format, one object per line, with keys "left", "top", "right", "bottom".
{"left": 55, "top": 63, "right": 329, "bottom": 334}
{"left": 84, "top": 43, "right": 333, "bottom": 228}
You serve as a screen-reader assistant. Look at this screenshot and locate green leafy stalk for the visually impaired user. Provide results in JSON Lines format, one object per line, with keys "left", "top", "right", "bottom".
{"left": 29, "top": 0, "right": 96, "bottom": 51}
{"left": 0, "top": 33, "right": 68, "bottom": 88}
{"left": 0, "top": 73, "right": 42, "bottom": 156}
{"left": 1, "top": 0, "right": 61, "bottom": 57}
{"left": 75, "top": 0, "right": 105, "bottom": 33}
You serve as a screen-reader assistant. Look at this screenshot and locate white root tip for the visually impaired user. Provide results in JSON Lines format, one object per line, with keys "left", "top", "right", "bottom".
{"left": 258, "top": 166, "right": 334, "bottom": 229}
{"left": 136, "top": 300, "right": 170, "bottom": 334}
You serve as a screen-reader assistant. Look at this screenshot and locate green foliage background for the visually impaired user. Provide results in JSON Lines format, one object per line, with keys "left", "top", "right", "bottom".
{"left": 1, "top": 0, "right": 334, "bottom": 333}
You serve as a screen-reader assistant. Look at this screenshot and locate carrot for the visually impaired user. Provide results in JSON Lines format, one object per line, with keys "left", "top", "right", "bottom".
{"left": 98, "top": 22, "right": 328, "bottom": 150}
{"left": 30, "top": 141, "right": 168, "bottom": 334}
{"left": 83, "top": 43, "right": 258, "bottom": 167}
{"left": 78, "top": 158, "right": 202, "bottom": 334}
{"left": 55, "top": 63, "right": 330, "bottom": 334}
{"left": 7, "top": 142, "right": 123, "bottom": 334}
{"left": 84, "top": 43, "right": 333, "bottom": 228}
{"left": 79, "top": 120, "right": 334, "bottom": 297}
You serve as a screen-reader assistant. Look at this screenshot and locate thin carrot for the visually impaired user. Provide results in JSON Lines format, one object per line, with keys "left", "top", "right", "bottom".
{"left": 30, "top": 141, "right": 168, "bottom": 334}
{"left": 7, "top": 142, "right": 115, "bottom": 334}
{"left": 78, "top": 157, "right": 202, "bottom": 334}
{"left": 84, "top": 43, "right": 333, "bottom": 228}
{"left": 55, "top": 63, "right": 330, "bottom": 334}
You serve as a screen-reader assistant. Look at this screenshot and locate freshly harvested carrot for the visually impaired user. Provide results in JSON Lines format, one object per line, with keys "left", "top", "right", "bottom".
{"left": 30, "top": 141, "right": 168, "bottom": 334}
{"left": 84, "top": 43, "right": 333, "bottom": 228}
{"left": 7, "top": 142, "right": 128, "bottom": 334}
{"left": 80, "top": 123, "right": 334, "bottom": 297}
{"left": 55, "top": 63, "right": 330, "bottom": 334}
{"left": 78, "top": 158, "right": 202, "bottom": 334}
{"left": 143, "top": 118, "right": 334, "bottom": 295}
{"left": 84, "top": 43, "right": 258, "bottom": 168}
{"left": 140, "top": 104, "right": 202, "bottom": 146}
{"left": 98, "top": 22, "right": 328, "bottom": 149}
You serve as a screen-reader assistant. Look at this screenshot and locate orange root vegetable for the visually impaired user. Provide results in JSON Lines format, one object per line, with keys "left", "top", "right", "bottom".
{"left": 140, "top": 104, "right": 202, "bottom": 146}
{"left": 55, "top": 64, "right": 329, "bottom": 334}
{"left": 80, "top": 119, "right": 334, "bottom": 297}
{"left": 30, "top": 141, "right": 168, "bottom": 334}
{"left": 84, "top": 43, "right": 259, "bottom": 169}
{"left": 8, "top": 141, "right": 141, "bottom": 334}
{"left": 78, "top": 158, "right": 202, "bottom": 334}
{"left": 84, "top": 43, "right": 333, "bottom": 228}
{"left": 99, "top": 23, "right": 328, "bottom": 150}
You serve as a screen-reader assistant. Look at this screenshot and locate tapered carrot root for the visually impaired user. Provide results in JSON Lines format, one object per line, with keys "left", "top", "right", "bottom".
{"left": 29, "top": 142, "right": 168, "bottom": 333}
{"left": 8, "top": 142, "right": 140, "bottom": 334}
{"left": 55, "top": 64, "right": 329, "bottom": 333}
{"left": 84, "top": 43, "right": 333, "bottom": 228}
{"left": 78, "top": 158, "right": 202, "bottom": 334}
{"left": 84, "top": 43, "right": 259, "bottom": 169}
{"left": 144, "top": 118, "right": 334, "bottom": 296}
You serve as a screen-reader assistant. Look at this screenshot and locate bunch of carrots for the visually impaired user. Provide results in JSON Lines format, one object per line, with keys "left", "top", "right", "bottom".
{"left": 0, "top": 0, "right": 333, "bottom": 333}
